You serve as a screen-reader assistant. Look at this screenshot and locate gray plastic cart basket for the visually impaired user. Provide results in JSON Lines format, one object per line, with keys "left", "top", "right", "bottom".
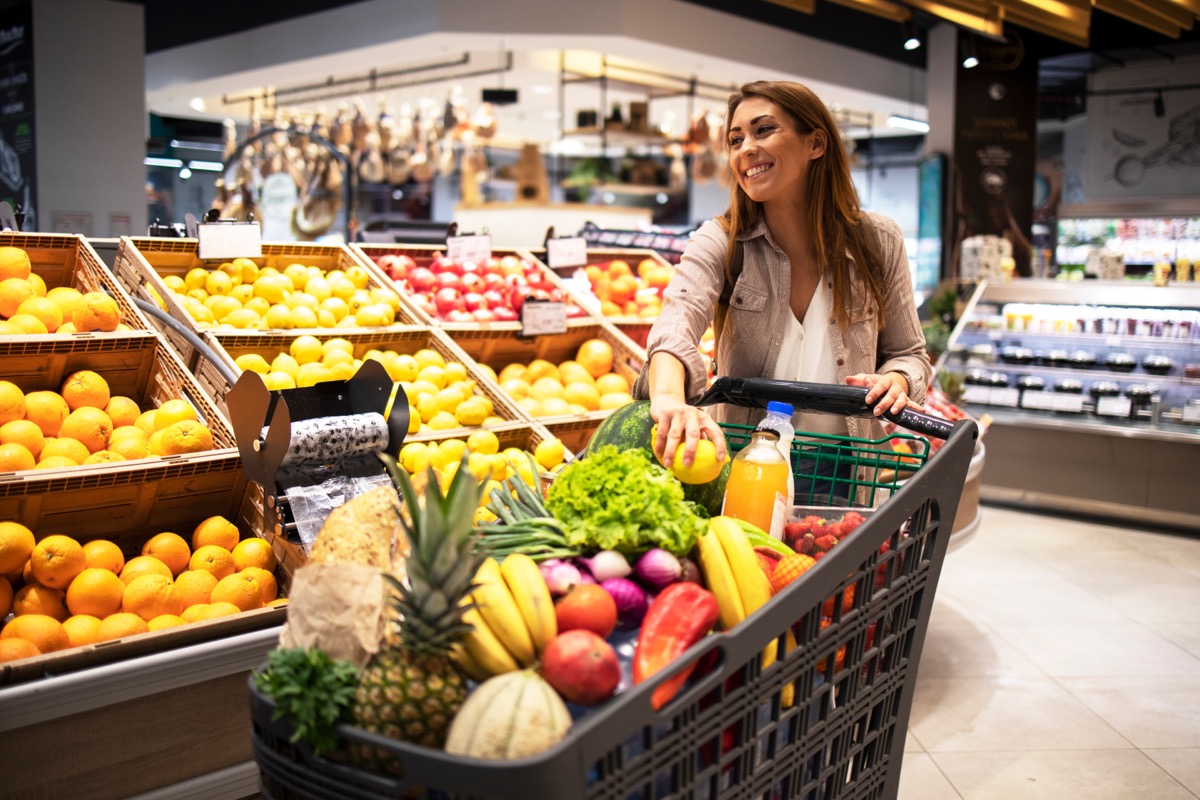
{"left": 250, "top": 381, "right": 978, "bottom": 800}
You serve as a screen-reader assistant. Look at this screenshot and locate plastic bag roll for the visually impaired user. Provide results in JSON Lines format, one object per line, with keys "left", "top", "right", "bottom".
{"left": 268, "top": 412, "right": 389, "bottom": 467}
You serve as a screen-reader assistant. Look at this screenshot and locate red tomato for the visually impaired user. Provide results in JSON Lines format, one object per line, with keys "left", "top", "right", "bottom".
{"left": 555, "top": 584, "right": 618, "bottom": 639}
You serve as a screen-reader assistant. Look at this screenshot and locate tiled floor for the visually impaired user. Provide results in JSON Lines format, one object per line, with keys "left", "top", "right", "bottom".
{"left": 899, "top": 504, "right": 1200, "bottom": 799}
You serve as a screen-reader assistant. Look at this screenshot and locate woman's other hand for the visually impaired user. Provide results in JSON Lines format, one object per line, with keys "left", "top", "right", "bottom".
{"left": 650, "top": 395, "right": 727, "bottom": 467}
{"left": 844, "top": 372, "right": 924, "bottom": 416}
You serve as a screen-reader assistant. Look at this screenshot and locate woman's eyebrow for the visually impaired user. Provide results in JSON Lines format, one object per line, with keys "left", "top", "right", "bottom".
{"left": 728, "top": 114, "right": 773, "bottom": 134}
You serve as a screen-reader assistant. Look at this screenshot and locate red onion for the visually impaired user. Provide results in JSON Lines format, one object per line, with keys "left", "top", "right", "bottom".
{"left": 600, "top": 577, "right": 649, "bottom": 629}
{"left": 634, "top": 548, "right": 683, "bottom": 590}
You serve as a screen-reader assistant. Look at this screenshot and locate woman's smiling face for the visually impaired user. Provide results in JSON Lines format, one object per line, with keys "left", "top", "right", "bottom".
{"left": 727, "top": 97, "right": 823, "bottom": 206}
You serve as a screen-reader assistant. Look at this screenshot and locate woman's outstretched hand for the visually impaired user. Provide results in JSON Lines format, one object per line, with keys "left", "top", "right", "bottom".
{"left": 844, "top": 372, "right": 924, "bottom": 416}
{"left": 649, "top": 394, "right": 727, "bottom": 467}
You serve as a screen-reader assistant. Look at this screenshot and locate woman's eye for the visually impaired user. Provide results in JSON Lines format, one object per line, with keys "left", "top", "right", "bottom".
{"left": 729, "top": 136, "right": 743, "bottom": 147}
{"left": 756, "top": 125, "right": 773, "bottom": 136}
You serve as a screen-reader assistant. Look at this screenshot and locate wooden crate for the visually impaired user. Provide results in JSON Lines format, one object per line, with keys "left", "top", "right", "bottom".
{"left": 447, "top": 321, "right": 645, "bottom": 451}
{"left": 0, "top": 231, "right": 154, "bottom": 335}
{"left": 349, "top": 242, "right": 602, "bottom": 336}
{"left": 111, "top": 237, "right": 419, "bottom": 371}
{"left": 0, "top": 331, "right": 236, "bottom": 473}
{"left": 191, "top": 326, "right": 533, "bottom": 438}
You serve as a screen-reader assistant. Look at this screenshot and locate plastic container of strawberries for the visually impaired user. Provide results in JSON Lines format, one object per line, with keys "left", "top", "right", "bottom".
{"left": 249, "top": 406, "right": 978, "bottom": 800}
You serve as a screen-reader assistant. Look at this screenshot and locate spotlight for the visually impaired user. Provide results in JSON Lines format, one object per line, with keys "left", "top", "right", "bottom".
{"left": 178, "top": 167, "right": 192, "bottom": 180}
{"left": 963, "top": 54, "right": 979, "bottom": 68}
{"left": 903, "top": 21, "right": 921, "bottom": 51}
{"left": 962, "top": 34, "right": 979, "bottom": 69}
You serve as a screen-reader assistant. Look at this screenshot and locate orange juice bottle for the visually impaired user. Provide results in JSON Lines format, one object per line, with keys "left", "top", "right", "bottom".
{"left": 722, "top": 428, "right": 791, "bottom": 540}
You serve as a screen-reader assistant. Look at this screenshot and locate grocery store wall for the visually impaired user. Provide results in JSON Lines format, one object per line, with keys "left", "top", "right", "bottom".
{"left": 31, "top": 0, "right": 145, "bottom": 236}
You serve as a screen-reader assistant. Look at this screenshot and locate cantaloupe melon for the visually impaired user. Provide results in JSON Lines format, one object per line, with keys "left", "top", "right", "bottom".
{"left": 444, "top": 670, "right": 571, "bottom": 760}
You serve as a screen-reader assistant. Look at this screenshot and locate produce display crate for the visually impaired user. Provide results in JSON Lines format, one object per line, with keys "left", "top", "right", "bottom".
{"left": 191, "top": 325, "right": 533, "bottom": 438}
{"left": 250, "top": 419, "right": 981, "bottom": 800}
{"left": 349, "top": 242, "right": 605, "bottom": 336}
{"left": 0, "top": 231, "right": 154, "bottom": 335}
{"left": 447, "top": 321, "right": 647, "bottom": 456}
{"left": 112, "top": 237, "right": 419, "bottom": 372}
{"left": 0, "top": 330, "right": 236, "bottom": 479}
{"left": 0, "top": 451, "right": 288, "bottom": 799}
{"left": 521, "top": 246, "right": 674, "bottom": 349}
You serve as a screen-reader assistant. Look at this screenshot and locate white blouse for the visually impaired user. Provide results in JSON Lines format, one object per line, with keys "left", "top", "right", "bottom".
{"left": 771, "top": 281, "right": 850, "bottom": 438}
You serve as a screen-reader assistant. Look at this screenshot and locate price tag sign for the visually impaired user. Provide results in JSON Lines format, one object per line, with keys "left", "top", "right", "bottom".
{"left": 520, "top": 300, "right": 567, "bottom": 336}
{"left": 963, "top": 386, "right": 992, "bottom": 405}
{"left": 1183, "top": 403, "right": 1200, "bottom": 424}
{"left": 1052, "top": 394, "right": 1085, "bottom": 413}
{"left": 446, "top": 234, "right": 491, "bottom": 265}
{"left": 197, "top": 222, "right": 262, "bottom": 261}
{"left": 1020, "top": 391, "right": 1055, "bottom": 411}
{"left": 546, "top": 236, "right": 588, "bottom": 269}
{"left": 990, "top": 387, "right": 1020, "bottom": 408}
{"left": 1096, "top": 396, "right": 1132, "bottom": 418}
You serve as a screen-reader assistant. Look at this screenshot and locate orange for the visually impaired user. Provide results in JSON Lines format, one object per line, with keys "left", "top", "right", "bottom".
{"left": 231, "top": 537, "right": 276, "bottom": 572}
{"left": 188, "top": 545, "right": 235, "bottom": 580}
{"left": 122, "top": 574, "right": 182, "bottom": 620}
{"left": 119, "top": 555, "right": 173, "bottom": 585}
{"left": 1, "top": 614, "right": 69, "bottom": 653}
{"left": 528, "top": 377, "right": 565, "bottom": 402}
{"left": 148, "top": 614, "right": 185, "bottom": 631}
{"left": 192, "top": 515, "right": 240, "bottom": 552}
{"left": 65, "top": 568, "right": 126, "bottom": 617}
{"left": 192, "top": 601, "right": 240, "bottom": 621}
{"left": 0, "top": 277, "right": 35, "bottom": 317}
{"left": 82, "top": 450, "right": 125, "bottom": 465}
{"left": 0, "top": 246, "right": 31, "bottom": 281}
{"left": 210, "top": 572, "right": 263, "bottom": 612}
{"left": 104, "top": 396, "right": 141, "bottom": 428}
{"left": 12, "top": 583, "right": 69, "bottom": 620}
{"left": 62, "top": 614, "right": 103, "bottom": 647}
{"left": 147, "top": 429, "right": 167, "bottom": 457}
{"left": 82, "top": 539, "right": 125, "bottom": 573}
{"left": 576, "top": 339, "right": 614, "bottom": 378}
{"left": 134, "top": 409, "right": 157, "bottom": 436}
{"left": 1, "top": 419, "right": 45, "bottom": 459}
{"left": 107, "top": 435, "right": 149, "bottom": 461}
{"left": 141, "top": 532, "right": 191, "bottom": 577}
{"left": 0, "top": 575, "right": 11, "bottom": 616}
{"left": 153, "top": 398, "right": 197, "bottom": 431}
{"left": 23, "top": 391, "right": 70, "bottom": 437}
{"left": 35, "top": 455, "right": 78, "bottom": 470}
{"left": 46, "top": 286, "right": 82, "bottom": 323}
{"left": 242, "top": 567, "right": 278, "bottom": 603}
{"left": 267, "top": 598, "right": 289, "bottom": 608}
{"left": 61, "top": 370, "right": 110, "bottom": 411}
{"left": 609, "top": 274, "right": 638, "bottom": 305}
{"left": 159, "top": 420, "right": 213, "bottom": 456}
{"left": 605, "top": 260, "right": 632, "bottom": 279}
{"left": 0, "top": 637, "right": 41, "bottom": 662}
{"left": 0, "top": 380, "right": 25, "bottom": 424}
{"left": 15, "top": 297, "right": 63, "bottom": 333}
{"left": 40, "top": 437, "right": 89, "bottom": 464}
{"left": 110, "top": 425, "right": 148, "bottom": 443}
{"left": 598, "top": 391, "right": 634, "bottom": 410}
{"left": 29, "top": 535, "right": 86, "bottom": 589}
{"left": 562, "top": 382, "right": 601, "bottom": 411}
{"left": 95, "top": 612, "right": 149, "bottom": 642}
{"left": 0, "top": 442, "right": 35, "bottom": 471}
{"left": 522, "top": 359, "right": 560, "bottom": 384}
{"left": 58, "top": 407, "right": 113, "bottom": 454}
{"left": 557, "top": 361, "right": 594, "bottom": 386}
{"left": 174, "top": 569, "right": 217, "bottom": 608}
{"left": 594, "top": 373, "right": 631, "bottom": 396}
{"left": 0, "top": 521, "right": 36, "bottom": 578}
{"left": 6, "top": 313, "right": 48, "bottom": 334}
{"left": 72, "top": 292, "right": 120, "bottom": 332}
{"left": 180, "top": 604, "right": 210, "bottom": 623}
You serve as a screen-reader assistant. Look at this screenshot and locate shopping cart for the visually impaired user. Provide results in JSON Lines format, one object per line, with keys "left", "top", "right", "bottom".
{"left": 250, "top": 378, "right": 977, "bottom": 800}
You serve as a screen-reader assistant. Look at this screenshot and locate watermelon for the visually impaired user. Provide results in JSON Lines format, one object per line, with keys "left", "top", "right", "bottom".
{"left": 585, "top": 400, "right": 731, "bottom": 516}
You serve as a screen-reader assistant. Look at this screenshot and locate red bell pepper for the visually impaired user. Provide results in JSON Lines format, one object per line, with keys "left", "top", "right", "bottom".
{"left": 633, "top": 582, "right": 720, "bottom": 710}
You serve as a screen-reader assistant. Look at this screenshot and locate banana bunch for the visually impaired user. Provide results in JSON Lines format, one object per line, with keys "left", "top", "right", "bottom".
{"left": 453, "top": 554, "right": 557, "bottom": 680}
{"left": 696, "top": 516, "right": 796, "bottom": 706}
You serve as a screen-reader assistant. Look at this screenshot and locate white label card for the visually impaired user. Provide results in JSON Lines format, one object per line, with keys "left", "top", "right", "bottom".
{"left": 1052, "top": 394, "right": 1085, "bottom": 413}
{"left": 1183, "top": 404, "right": 1200, "bottom": 424}
{"left": 197, "top": 223, "right": 262, "bottom": 261}
{"left": 1020, "top": 391, "right": 1055, "bottom": 411}
{"left": 546, "top": 237, "right": 588, "bottom": 269}
{"left": 1096, "top": 396, "right": 1132, "bottom": 418}
{"left": 520, "top": 300, "right": 567, "bottom": 336}
{"left": 446, "top": 234, "right": 491, "bottom": 265}
{"left": 990, "top": 388, "right": 1020, "bottom": 408}
{"left": 963, "top": 386, "right": 992, "bottom": 405}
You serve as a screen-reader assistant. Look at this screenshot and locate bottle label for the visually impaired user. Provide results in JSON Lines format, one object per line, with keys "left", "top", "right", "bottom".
{"left": 769, "top": 492, "right": 787, "bottom": 541}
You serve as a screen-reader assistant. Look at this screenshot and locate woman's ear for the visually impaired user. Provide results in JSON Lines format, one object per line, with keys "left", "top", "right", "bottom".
{"left": 810, "top": 130, "right": 827, "bottom": 160}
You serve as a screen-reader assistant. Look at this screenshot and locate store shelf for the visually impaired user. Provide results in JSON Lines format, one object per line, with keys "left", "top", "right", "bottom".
{"left": 972, "top": 278, "right": 1200, "bottom": 307}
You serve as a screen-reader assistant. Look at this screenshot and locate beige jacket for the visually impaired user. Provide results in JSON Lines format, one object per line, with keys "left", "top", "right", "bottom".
{"left": 631, "top": 212, "right": 931, "bottom": 441}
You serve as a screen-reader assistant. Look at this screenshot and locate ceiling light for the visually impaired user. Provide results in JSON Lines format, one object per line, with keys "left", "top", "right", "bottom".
{"left": 963, "top": 55, "right": 980, "bottom": 68}
{"left": 903, "top": 19, "right": 922, "bottom": 49}
{"left": 532, "top": 84, "right": 554, "bottom": 95}
{"left": 178, "top": 167, "right": 192, "bottom": 180}
{"left": 188, "top": 97, "right": 206, "bottom": 112}
{"left": 904, "top": 34, "right": 922, "bottom": 49}
{"left": 888, "top": 114, "right": 931, "bottom": 132}
{"left": 144, "top": 157, "right": 183, "bottom": 168}
{"left": 187, "top": 160, "right": 225, "bottom": 172}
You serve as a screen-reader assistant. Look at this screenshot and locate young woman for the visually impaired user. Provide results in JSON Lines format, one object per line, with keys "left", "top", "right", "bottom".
{"left": 632, "top": 80, "right": 931, "bottom": 469}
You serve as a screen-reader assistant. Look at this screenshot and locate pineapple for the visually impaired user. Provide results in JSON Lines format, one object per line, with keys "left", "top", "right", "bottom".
{"left": 352, "top": 453, "right": 487, "bottom": 770}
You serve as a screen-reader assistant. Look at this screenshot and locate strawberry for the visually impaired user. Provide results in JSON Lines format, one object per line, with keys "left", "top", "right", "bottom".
{"left": 798, "top": 533, "right": 817, "bottom": 555}
{"left": 813, "top": 534, "right": 839, "bottom": 553}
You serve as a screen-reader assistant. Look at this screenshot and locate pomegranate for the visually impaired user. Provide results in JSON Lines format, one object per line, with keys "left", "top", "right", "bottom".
{"left": 541, "top": 630, "right": 620, "bottom": 706}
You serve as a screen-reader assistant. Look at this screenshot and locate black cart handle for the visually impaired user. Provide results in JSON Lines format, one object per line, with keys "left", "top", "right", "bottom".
{"left": 694, "top": 377, "right": 955, "bottom": 441}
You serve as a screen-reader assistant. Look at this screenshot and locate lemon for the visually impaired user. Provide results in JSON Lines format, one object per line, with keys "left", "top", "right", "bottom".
{"left": 232, "top": 258, "right": 259, "bottom": 283}
{"left": 253, "top": 275, "right": 290, "bottom": 304}
{"left": 217, "top": 261, "right": 244, "bottom": 286}
{"left": 263, "top": 371, "right": 296, "bottom": 390}
{"left": 184, "top": 267, "right": 210, "bottom": 291}
{"left": 534, "top": 438, "right": 566, "bottom": 470}
{"left": 409, "top": 380, "right": 439, "bottom": 398}
{"left": 235, "top": 353, "right": 271, "bottom": 375}
{"left": 348, "top": 290, "right": 372, "bottom": 314}
{"left": 355, "top": 304, "right": 394, "bottom": 327}
{"left": 305, "top": 277, "right": 331, "bottom": 302}
{"left": 290, "top": 335, "right": 324, "bottom": 365}
{"left": 329, "top": 279, "right": 356, "bottom": 301}
{"left": 439, "top": 439, "right": 467, "bottom": 463}
{"left": 435, "top": 386, "right": 466, "bottom": 415}
{"left": 291, "top": 306, "right": 319, "bottom": 328}
{"left": 329, "top": 361, "right": 355, "bottom": 380}
{"left": 264, "top": 304, "right": 294, "bottom": 329}
{"left": 415, "top": 394, "right": 438, "bottom": 423}
{"left": 467, "top": 430, "right": 499, "bottom": 456}
{"left": 297, "top": 362, "right": 332, "bottom": 387}
{"left": 163, "top": 275, "right": 187, "bottom": 293}
{"left": 405, "top": 405, "right": 420, "bottom": 434}
{"left": 427, "top": 411, "right": 458, "bottom": 431}
{"left": 322, "top": 349, "right": 354, "bottom": 369}
{"left": 399, "top": 442, "right": 428, "bottom": 474}
{"left": 289, "top": 292, "right": 319, "bottom": 311}
{"left": 244, "top": 296, "right": 271, "bottom": 316}
{"left": 322, "top": 337, "right": 354, "bottom": 357}
{"left": 454, "top": 397, "right": 489, "bottom": 427}
{"left": 418, "top": 365, "right": 447, "bottom": 390}
{"left": 270, "top": 353, "right": 300, "bottom": 379}
{"left": 466, "top": 452, "right": 493, "bottom": 481}
{"left": 345, "top": 265, "right": 371, "bottom": 290}
{"left": 317, "top": 309, "right": 337, "bottom": 327}
{"left": 320, "top": 297, "right": 350, "bottom": 321}
{"left": 667, "top": 438, "right": 728, "bottom": 485}
{"left": 413, "top": 349, "right": 445, "bottom": 370}
{"left": 208, "top": 295, "right": 242, "bottom": 321}
{"left": 370, "top": 288, "right": 401, "bottom": 311}
{"left": 283, "top": 263, "right": 310, "bottom": 290}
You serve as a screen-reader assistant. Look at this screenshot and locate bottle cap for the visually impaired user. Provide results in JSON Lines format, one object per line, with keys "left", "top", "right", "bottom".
{"left": 751, "top": 426, "right": 781, "bottom": 441}
{"left": 766, "top": 401, "right": 794, "bottom": 416}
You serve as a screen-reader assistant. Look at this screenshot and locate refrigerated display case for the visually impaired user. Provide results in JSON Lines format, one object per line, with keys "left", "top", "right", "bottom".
{"left": 937, "top": 279, "right": 1200, "bottom": 530}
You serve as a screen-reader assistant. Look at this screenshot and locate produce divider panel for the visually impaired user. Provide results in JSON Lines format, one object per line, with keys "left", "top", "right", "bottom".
{"left": 193, "top": 325, "right": 532, "bottom": 438}
{"left": 0, "top": 232, "right": 155, "bottom": 336}
{"left": 112, "top": 237, "right": 418, "bottom": 372}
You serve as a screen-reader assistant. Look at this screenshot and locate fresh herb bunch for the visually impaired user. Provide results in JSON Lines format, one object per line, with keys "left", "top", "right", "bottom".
{"left": 254, "top": 647, "right": 360, "bottom": 757}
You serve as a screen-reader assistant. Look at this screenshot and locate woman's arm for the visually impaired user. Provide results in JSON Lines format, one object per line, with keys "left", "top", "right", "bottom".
{"left": 648, "top": 351, "right": 727, "bottom": 466}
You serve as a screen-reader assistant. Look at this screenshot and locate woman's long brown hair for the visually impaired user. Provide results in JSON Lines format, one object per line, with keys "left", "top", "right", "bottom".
{"left": 719, "top": 81, "right": 887, "bottom": 328}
